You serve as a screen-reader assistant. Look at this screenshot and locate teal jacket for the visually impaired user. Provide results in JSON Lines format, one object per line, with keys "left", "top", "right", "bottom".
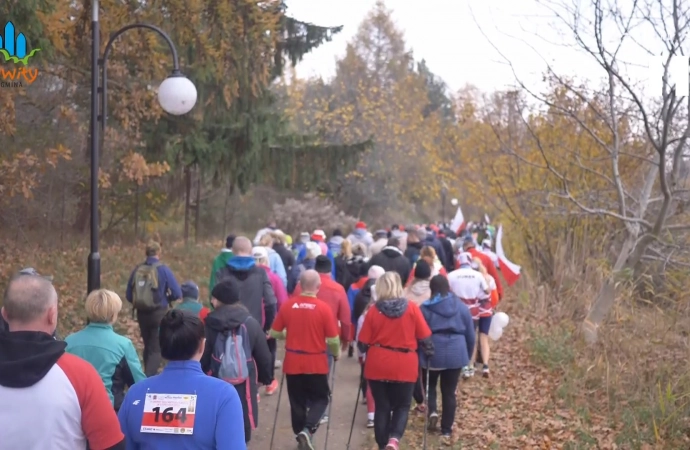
{"left": 65, "top": 323, "right": 146, "bottom": 410}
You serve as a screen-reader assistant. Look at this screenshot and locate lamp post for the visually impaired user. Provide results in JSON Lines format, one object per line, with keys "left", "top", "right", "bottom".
{"left": 441, "top": 185, "right": 448, "bottom": 226}
{"left": 87, "top": 0, "right": 198, "bottom": 294}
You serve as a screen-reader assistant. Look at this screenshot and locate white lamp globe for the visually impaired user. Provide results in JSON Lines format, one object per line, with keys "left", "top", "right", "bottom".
{"left": 158, "top": 74, "right": 197, "bottom": 116}
{"left": 451, "top": 198, "right": 458, "bottom": 206}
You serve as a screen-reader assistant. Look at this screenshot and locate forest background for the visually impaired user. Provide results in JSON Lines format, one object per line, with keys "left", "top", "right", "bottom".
{"left": 2, "top": 0, "right": 690, "bottom": 447}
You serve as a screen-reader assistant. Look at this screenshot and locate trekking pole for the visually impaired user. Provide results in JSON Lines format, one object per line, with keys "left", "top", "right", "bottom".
{"left": 422, "top": 361, "right": 431, "bottom": 449}
{"left": 323, "top": 359, "right": 337, "bottom": 450}
{"left": 346, "top": 360, "right": 364, "bottom": 449}
{"left": 269, "top": 368, "right": 286, "bottom": 450}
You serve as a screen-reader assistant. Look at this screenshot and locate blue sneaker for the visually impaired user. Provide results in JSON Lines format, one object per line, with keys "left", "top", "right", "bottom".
{"left": 296, "top": 430, "right": 315, "bottom": 450}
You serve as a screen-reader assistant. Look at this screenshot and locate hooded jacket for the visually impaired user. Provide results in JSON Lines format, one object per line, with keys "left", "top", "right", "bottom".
{"left": 404, "top": 279, "right": 431, "bottom": 306}
{"left": 353, "top": 278, "right": 376, "bottom": 327}
{"left": 335, "top": 254, "right": 367, "bottom": 293}
{"left": 209, "top": 249, "right": 233, "bottom": 299}
{"left": 0, "top": 331, "right": 125, "bottom": 449}
{"left": 201, "top": 303, "right": 272, "bottom": 439}
{"left": 328, "top": 235, "right": 344, "bottom": 256}
{"left": 214, "top": 256, "right": 277, "bottom": 331}
{"left": 65, "top": 323, "right": 146, "bottom": 411}
{"left": 420, "top": 293, "right": 475, "bottom": 370}
{"left": 259, "top": 264, "right": 288, "bottom": 311}
{"left": 439, "top": 236, "right": 456, "bottom": 272}
{"left": 368, "top": 246, "right": 412, "bottom": 285}
{"left": 357, "top": 298, "right": 433, "bottom": 383}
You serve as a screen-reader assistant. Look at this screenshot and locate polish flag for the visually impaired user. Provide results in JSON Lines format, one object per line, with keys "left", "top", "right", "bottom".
{"left": 449, "top": 206, "right": 465, "bottom": 235}
{"left": 496, "top": 225, "right": 521, "bottom": 286}
{"left": 484, "top": 213, "right": 491, "bottom": 224}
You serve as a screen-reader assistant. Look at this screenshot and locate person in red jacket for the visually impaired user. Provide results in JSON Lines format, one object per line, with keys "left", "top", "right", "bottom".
{"left": 269, "top": 270, "right": 340, "bottom": 450}
{"left": 357, "top": 272, "right": 434, "bottom": 450}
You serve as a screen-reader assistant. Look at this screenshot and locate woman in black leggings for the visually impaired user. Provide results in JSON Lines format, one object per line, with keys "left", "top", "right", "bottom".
{"left": 419, "top": 275, "right": 476, "bottom": 443}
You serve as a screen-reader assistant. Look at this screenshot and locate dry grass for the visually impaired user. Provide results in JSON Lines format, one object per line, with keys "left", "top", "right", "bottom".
{"left": 521, "top": 239, "right": 690, "bottom": 448}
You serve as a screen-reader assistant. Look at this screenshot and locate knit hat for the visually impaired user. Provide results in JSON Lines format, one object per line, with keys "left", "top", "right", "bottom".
{"left": 414, "top": 259, "right": 432, "bottom": 280}
{"left": 252, "top": 246, "right": 269, "bottom": 261}
{"left": 314, "top": 255, "right": 332, "bottom": 273}
{"left": 462, "top": 236, "right": 475, "bottom": 249}
{"left": 211, "top": 279, "right": 240, "bottom": 305}
{"left": 226, "top": 234, "right": 236, "bottom": 249}
{"left": 332, "top": 229, "right": 343, "bottom": 237}
{"left": 305, "top": 241, "right": 322, "bottom": 259}
{"left": 181, "top": 281, "right": 199, "bottom": 301}
{"left": 355, "top": 221, "right": 367, "bottom": 229}
{"left": 375, "top": 229, "right": 387, "bottom": 238}
{"left": 312, "top": 229, "right": 326, "bottom": 241}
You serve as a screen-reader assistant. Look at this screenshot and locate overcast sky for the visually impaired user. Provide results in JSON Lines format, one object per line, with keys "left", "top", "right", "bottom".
{"left": 287, "top": 0, "right": 668, "bottom": 98}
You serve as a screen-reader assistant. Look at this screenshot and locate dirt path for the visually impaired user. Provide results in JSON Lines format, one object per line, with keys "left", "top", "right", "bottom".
{"left": 250, "top": 344, "right": 370, "bottom": 450}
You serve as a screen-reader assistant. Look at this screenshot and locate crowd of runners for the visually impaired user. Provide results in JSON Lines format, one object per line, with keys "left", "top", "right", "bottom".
{"left": 0, "top": 219, "right": 511, "bottom": 450}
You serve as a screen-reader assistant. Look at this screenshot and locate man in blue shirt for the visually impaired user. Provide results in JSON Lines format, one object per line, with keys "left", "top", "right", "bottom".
{"left": 125, "top": 241, "right": 182, "bottom": 376}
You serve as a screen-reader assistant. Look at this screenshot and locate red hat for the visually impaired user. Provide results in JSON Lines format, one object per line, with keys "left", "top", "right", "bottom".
{"left": 399, "top": 225, "right": 405, "bottom": 231}
{"left": 355, "top": 221, "right": 366, "bottom": 229}
{"left": 311, "top": 229, "right": 326, "bottom": 241}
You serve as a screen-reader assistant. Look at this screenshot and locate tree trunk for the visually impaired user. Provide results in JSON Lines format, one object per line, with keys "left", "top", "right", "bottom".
{"left": 194, "top": 166, "right": 201, "bottom": 243}
{"left": 134, "top": 184, "right": 140, "bottom": 239}
{"left": 184, "top": 166, "right": 191, "bottom": 244}
{"left": 223, "top": 182, "right": 230, "bottom": 236}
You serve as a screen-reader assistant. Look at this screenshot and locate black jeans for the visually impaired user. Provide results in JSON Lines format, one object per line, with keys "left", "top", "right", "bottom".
{"left": 136, "top": 307, "right": 167, "bottom": 377}
{"left": 286, "top": 374, "right": 331, "bottom": 435}
{"left": 368, "top": 380, "right": 414, "bottom": 449}
{"left": 267, "top": 337, "right": 277, "bottom": 378}
{"left": 427, "top": 369, "right": 461, "bottom": 434}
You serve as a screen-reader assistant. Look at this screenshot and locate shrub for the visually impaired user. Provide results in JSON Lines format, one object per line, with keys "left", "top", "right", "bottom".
{"left": 272, "top": 194, "right": 358, "bottom": 237}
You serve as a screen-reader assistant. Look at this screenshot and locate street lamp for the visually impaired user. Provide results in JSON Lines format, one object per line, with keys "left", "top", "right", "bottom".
{"left": 87, "top": 0, "right": 198, "bottom": 294}
{"left": 441, "top": 185, "right": 448, "bottom": 226}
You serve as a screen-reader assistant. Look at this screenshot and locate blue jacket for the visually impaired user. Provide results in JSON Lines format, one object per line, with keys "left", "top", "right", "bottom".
{"left": 266, "top": 248, "right": 287, "bottom": 287}
{"left": 419, "top": 293, "right": 475, "bottom": 370}
{"left": 296, "top": 244, "right": 336, "bottom": 279}
{"left": 347, "top": 285, "right": 360, "bottom": 325}
{"left": 118, "top": 360, "right": 246, "bottom": 450}
{"left": 65, "top": 323, "right": 146, "bottom": 410}
{"left": 126, "top": 257, "right": 182, "bottom": 308}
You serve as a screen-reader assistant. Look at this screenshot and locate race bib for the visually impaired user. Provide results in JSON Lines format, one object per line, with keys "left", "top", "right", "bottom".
{"left": 140, "top": 393, "right": 197, "bottom": 435}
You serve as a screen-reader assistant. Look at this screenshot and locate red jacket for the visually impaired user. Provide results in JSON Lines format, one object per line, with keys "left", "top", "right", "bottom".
{"left": 293, "top": 273, "right": 352, "bottom": 343}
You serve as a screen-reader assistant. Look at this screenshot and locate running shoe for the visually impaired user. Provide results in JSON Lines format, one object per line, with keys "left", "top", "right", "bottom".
{"left": 296, "top": 430, "right": 315, "bottom": 450}
{"left": 385, "top": 438, "right": 400, "bottom": 450}
{"left": 265, "top": 379, "right": 279, "bottom": 395}
{"left": 428, "top": 411, "right": 439, "bottom": 430}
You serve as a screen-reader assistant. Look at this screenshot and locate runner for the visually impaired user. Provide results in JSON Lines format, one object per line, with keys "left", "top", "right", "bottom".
{"left": 447, "top": 252, "right": 489, "bottom": 378}
{"left": 419, "top": 275, "right": 475, "bottom": 444}
{"left": 202, "top": 279, "right": 273, "bottom": 444}
{"left": 471, "top": 257, "right": 497, "bottom": 377}
{"left": 269, "top": 270, "right": 340, "bottom": 450}
{"left": 118, "top": 309, "right": 246, "bottom": 449}
{"left": 357, "top": 272, "right": 434, "bottom": 450}
{"left": 356, "top": 281, "right": 377, "bottom": 428}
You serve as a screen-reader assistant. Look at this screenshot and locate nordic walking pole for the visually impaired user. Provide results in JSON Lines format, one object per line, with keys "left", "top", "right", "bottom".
{"left": 346, "top": 359, "right": 364, "bottom": 449}
{"left": 422, "top": 361, "right": 431, "bottom": 449}
{"left": 324, "top": 359, "right": 337, "bottom": 450}
{"left": 269, "top": 368, "right": 286, "bottom": 450}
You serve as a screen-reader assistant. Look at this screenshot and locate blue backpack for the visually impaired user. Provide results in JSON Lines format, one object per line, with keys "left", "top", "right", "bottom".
{"left": 211, "top": 319, "right": 252, "bottom": 385}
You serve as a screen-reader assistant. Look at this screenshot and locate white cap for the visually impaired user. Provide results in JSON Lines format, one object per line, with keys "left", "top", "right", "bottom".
{"left": 368, "top": 265, "right": 385, "bottom": 279}
{"left": 252, "top": 246, "right": 269, "bottom": 260}
{"left": 457, "top": 252, "right": 472, "bottom": 266}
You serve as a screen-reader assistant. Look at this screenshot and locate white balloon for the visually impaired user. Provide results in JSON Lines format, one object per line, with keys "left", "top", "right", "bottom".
{"left": 488, "top": 326, "right": 503, "bottom": 341}
{"left": 488, "top": 317, "right": 502, "bottom": 337}
{"left": 493, "top": 312, "right": 510, "bottom": 328}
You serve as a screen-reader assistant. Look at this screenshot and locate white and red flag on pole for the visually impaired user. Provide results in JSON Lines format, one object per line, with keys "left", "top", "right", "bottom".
{"left": 449, "top": 205, "right": 465, "bottom": 235}
{"left": 496, "top": 225, "right": 521, "bottom": 286}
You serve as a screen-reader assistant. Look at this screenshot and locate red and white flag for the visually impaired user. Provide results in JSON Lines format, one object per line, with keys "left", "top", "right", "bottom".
{"left": 496, "top": 225, "right": 521, "bottom": 286}
{"left": 449, "top": 205, "right": 465, "bottom": 235}
{"left": 484, "top": 213, "right": 491, "bottom": 224}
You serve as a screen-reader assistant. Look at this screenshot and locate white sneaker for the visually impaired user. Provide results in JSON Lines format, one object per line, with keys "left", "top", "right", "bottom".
{"left": 274, "top": 359, "right": 282, "bottom": 369}
{"left": 319, "top": 415, "right": 329, "bottom": 425}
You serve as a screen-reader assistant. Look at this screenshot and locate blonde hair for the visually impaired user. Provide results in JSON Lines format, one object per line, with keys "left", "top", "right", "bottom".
{"left": 340, "top": 239, "right": 353, "bottom": 258}
{"left": 270, "top": 231, "right": 285, "bottom": 245}
{"left": 259, "top": 233, "right": 274, "bottom": 247}
{"left": 374, "top": 272, "right": 404, "bottom": 301}
{"left": 85, "top": 289, "right": 122, "bottom": 324}
{"left": 351, "top": 242, "right": 366, "bottom": 257}
{"left": 420, "top": 246, "right": 437, "bottom": 265}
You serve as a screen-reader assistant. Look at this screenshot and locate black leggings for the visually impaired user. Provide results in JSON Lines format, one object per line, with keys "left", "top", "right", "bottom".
{"left": 368, "top": 380, "right": 414, "bottom": 449}
{"left": 267, "top": 337, "right": 277, "bottom": 379}
{"left": 427, "top": 369, "right": 461, "bottom": 434}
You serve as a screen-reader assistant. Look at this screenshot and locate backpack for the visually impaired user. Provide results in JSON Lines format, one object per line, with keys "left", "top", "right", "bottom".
{"left": 211, "top": 319, "right": 252, "bottom": 385}
{"left": 132, "top": 262, "right": 163, "bottom": 310}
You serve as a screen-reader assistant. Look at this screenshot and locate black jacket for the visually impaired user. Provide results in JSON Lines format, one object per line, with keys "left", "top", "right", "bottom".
{"left": 368, "top": 246, "right": 412, "bottom": 285}
{"left": 353, "top": 279, "right": 376, "bottom": 327}
{"left": 215, "top": 259, "right": 277, "bottom": 332}
{"left": 273, "top": 243, "right": 295, "bottom": 275}
{"left": 404, "top": 241, "right": 423, "bottom": 266}
{"left": 201, "top": 303, "right": 272, "bottom": 436}
{"left": 439, "top": 237, "right": 455, "bottom": 273}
